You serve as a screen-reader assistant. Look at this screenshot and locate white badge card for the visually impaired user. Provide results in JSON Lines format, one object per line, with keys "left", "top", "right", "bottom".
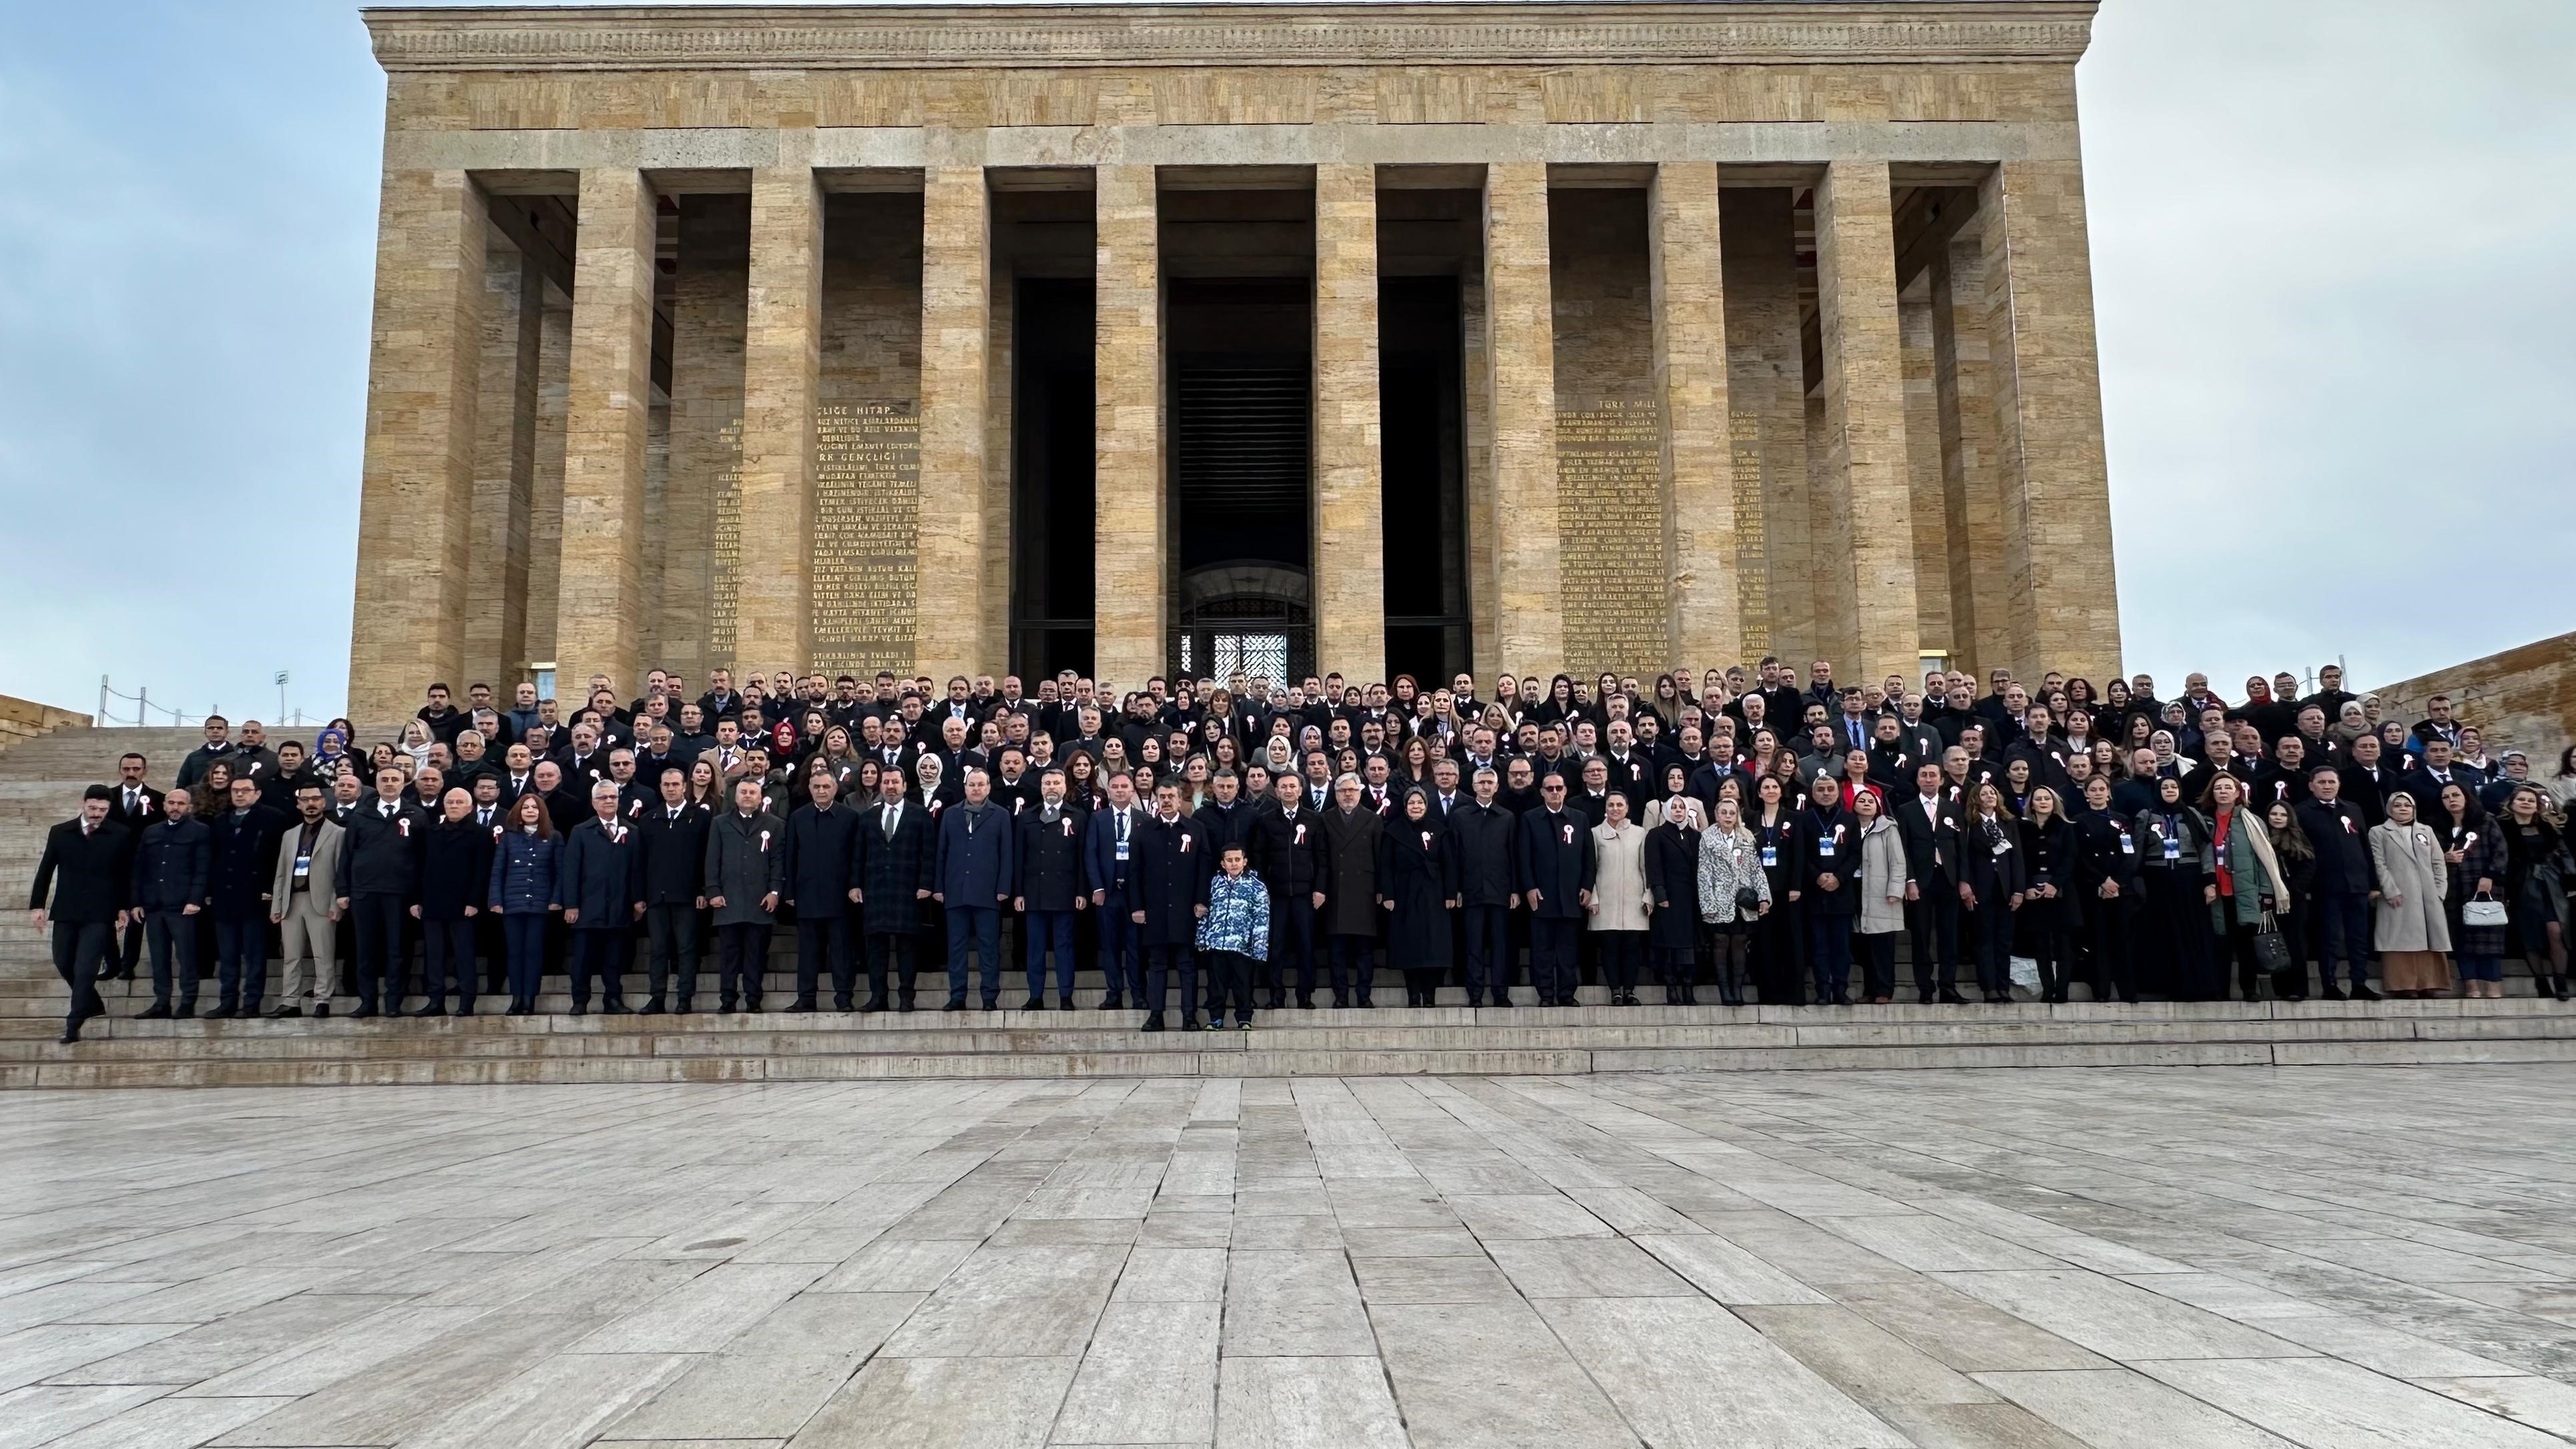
{"left": 293, "top": 851, "right": 312, "bottom": 879}
{"left": 1760, "top": 845, "right": 1778, "bottom": 867}
{"left": 2119, "top": 831, "right": 2135, "bottom": 855}
{"left": 2163, "top": 835, "right": 2181, "bottom": 861}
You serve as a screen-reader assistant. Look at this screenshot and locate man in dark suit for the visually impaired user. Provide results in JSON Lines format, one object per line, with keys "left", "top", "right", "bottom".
{"left": 1131, "top": 781, "right": 1209, "bottom": 1031}
{"left": 1014, "top": 769, "right": 1088, "bottom": 1010}
{"left": 130, "top": 787, "right": 210, "bottom": 1018}
{"left": 854, "top": 769, "right": 935, "bottom": 1012}
{"left": 935, "top": 769, "right": 1018, "bottom": 1011}
{"left": 337, "top": 765, "right": 424, "bottom": 1018}
{"left": 2295, "top": 768, "right": 2378, "bottom": 1002}
{"left": 105, "top": 752, "right": 164, "bottom": 982}
{"left": 1517, "top": 775, "right": 1595, "bottom": 1007}
{"left": 1083, "top": 772, "right": 1149, "bottom": 1010}
{"left": 556, "top": 781, "right": 643, "bottom": 1014}
{"left": 1451, "top": 765, "right": 1521, "bottom": 1007}
{"left": 635, "top": 766, "right": 710, "bottom": 1013}
{"left": 1249, "top": 772, "right": 1326, "bottom": 1009}
{"left": 1894, "top": 762, "right": 1969, "bottom": 1004}
{"left": 206, "top": 775, "right": 284, "bottom": 1018}
{"left": 31, "top": 786, "right": 132, "bottom": 1043}
{"left": 780, "top": 772, "right": 862, "bottom": 1011}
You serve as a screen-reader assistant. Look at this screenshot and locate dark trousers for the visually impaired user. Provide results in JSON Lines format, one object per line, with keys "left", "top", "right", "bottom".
{"left": 1858, "top": 929, "right": 1898, "bottom": 1000}
{"left": 1596, "top": 931, "right": 1643, "bottom": 992}
{"left": 646, "top": 903, "right": 700, "bottom": 1003}
{"left": 2220, "top": 919, "right": 2269, "bottom": 1002}
{"left": 2313, "top": 890, "right": 2371, "bottom": 989}
{"left": 1461, "top": 904, "right": 1511, "bottom": 1004}
{"left": 145, "top": 908, "right": 200, "bottom": 1008}
{"left": 1095, "top": 889, "right": 1139, "bottom": 1003}
{"left": 797, "top": 913, "right": 853, "bottom": 1006}
{"left": 350, "top": 893, "right": 407, "bottom": 1011}
{"left": 1907, "top": 889, "right": 1961, "bottom": 1000}
{"left": 421, "top": 916, "right": 477, "bottom": 1006}
{"left": 865, "top": 932, "right": 917, "bottom": 1005}
{"left": 1529, "top": 916, "right": 1581, "bottom": 1004}
{"left": 1328, "top": 935, "right": 1375, "bottom": 1004}
{"left": 1206, "top": 949, "right": 1254, "bottom": 1022}
{"left": 1023, "top": 910, "right": 1077, "bottom": 999}
{"left": 502, "top": 911, "right": 547, "bottom": 1004}
{"left": 477, "top": 911, "right": 507, "bottom": 994}
{"left": 1269, "top": 893, "right": 1317, "bottom": 1004}
{"left": 946, "top": 906, "right": 1003, "bottom": 1005}
{"left": 51, "top": 919, "right": 111, "bottom": 1028}
{"left": 569, "top": 928, "right": 629, "bottom": 1008}
{"left": 1143, "top": 942, "right": 1198, "bottom": 1019}
{"left": 2084, "top": 897, "right": 2136, "bottom": 1001}
{"left": 716, "top": 923, "right": 769, "bottom": 1007}
{"left": 1964, "top": 899, "right": 2015, "bottom": 995}
{"left": 214, "top": 917, "right": 267, "bottom": 1013}
{"left": 117, "top": 914, "right": 144, "bottom": 978}
{"left": 1806, "top": 913, "right": 1854, "bottom": 1000}
{"left": 2024, "top": 921, "right": 2068, "bottom": 1000}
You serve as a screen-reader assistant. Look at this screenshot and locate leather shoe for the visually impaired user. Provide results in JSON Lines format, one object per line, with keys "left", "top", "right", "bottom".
{"left": 786, "top": 1000, "right": 814, "bottom": 1014}
{"left": 204, "top": 1006, "right": 234, "bottom": 1020}
{"left": 2318, "top": 985, "right": 2347, "bottom": 1001}
{"left": 174, "top": 1003, "right": 196, "bottom": 1020}
{"left": 453, "top": 1006, "right": 474, "bottom": 1018}
{"left": 1059, "top": 996, "right": 1077, "bottom": 1011}
{"left": 1141, "top": 1014, "right": 1166, "bottom": 1032}
{"left": 410, "top": 1005, "right": 444, "bottom": 1018}
{"left": 348, "top": 1006, "right": 377, "bottom": 1020}
{"left": 942, "top": 1000, "right": 967, "bottom": 1012}
{"left": 1023, "top": 996, "right": 1045, "bottom": 1011}
{"left": 313, "top": 1002, "right": 331, "bottom": 1019}
{"left": 267, "top": 1005, "right": 301, "bottom": 1020}
{"left": 860, "top": 998, "right": 886, "bottom": 1013}
{"left": 1937, "top": 990, "right": 1968, "bottom": 1004}
{"left": 137, "top": 1002, "right": 171, "bottom": 1020}
{"left": 638, "top": 998, "right": 665, "bottom": 1016}
{"left": 2351, "top": 985, "right": 2382, "bottom": 1002}
{"left": 568, "top": 1004, "right": 587, "bottom": 1017}
{"left": 56, "top": 1025, "right": 80, "bottom": 1046}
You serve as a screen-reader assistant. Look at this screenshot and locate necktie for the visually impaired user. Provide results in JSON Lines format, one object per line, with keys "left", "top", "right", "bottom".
{"left": 884, "top": 807, "right": 898, "bottom": 840}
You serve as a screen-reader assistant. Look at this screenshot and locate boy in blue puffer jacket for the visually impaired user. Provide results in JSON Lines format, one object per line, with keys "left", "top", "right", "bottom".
{"left": 1196, "top": 845, "right": 1270, "bottom": 1029}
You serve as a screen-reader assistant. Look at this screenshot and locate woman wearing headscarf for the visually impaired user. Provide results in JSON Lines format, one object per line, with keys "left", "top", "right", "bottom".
{"left": 2369, "top": 791, "right": 2453, "bottom": 998}
{"left": 1644, "top": 794, "right": 1704, "bottom": 1004}
{"left": 1588, "top": 791, "right": 1653, "bottom": 1006}
{"left": 2135, "top": 774, "right": 2213, "bottom": 999}
{"left": 1378, "top": 789, "right": 1457, "bottom": 1008}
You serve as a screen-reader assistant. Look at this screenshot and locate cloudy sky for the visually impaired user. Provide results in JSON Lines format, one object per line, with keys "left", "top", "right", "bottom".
{"left": 1, "top": 0, "right": 2570, "bottom": 725}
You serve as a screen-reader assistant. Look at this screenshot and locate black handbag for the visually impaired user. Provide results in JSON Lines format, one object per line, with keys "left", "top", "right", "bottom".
{"left": 1734, "top": 885, "right": 1762, "bottom": 915}
{"left": 2252, "top": 911, "right": 2292, "bottom": 974}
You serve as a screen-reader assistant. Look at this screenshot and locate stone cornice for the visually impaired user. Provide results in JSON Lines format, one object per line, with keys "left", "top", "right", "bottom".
{"left": 363, "top": 3, "right": 2098, "bottom": 72}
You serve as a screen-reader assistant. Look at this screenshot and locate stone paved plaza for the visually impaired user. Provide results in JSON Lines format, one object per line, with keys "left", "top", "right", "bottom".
{"left": 7, "top": 1068, "right": 2576, "bottom": 1446}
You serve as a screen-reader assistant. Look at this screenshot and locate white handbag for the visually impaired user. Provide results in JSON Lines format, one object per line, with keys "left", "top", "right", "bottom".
{"left": 2462, "top": 895, "right": 2509, "bottom": 928}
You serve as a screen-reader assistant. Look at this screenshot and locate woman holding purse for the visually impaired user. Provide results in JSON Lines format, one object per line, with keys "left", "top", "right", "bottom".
{"left": 1696, "top": 798, "right": 1770, "bottom": 1007}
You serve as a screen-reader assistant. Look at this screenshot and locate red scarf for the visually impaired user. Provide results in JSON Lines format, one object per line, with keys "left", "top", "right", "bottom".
{"left": 2212, "top": 807, "right": 2236, "bottom": 897}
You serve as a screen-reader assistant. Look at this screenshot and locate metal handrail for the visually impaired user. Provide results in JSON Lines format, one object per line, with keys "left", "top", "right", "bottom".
{"left": 95, "top": 676, "right": 313, "bottom": 729}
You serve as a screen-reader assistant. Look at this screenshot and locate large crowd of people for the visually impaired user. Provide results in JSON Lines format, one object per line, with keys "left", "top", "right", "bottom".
{"left": 27, "top": 658, "right": 2576, "bottom": 1047}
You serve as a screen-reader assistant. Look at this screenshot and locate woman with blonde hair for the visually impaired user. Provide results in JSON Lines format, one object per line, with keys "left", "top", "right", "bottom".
{"left": 1695, "top": 797, "right": 1769, "bottom": 1006}
{"left": 1589, "top": 791, "right": 1653, "bottom": 1006}
{"left": 2200, "top": 772, "right": 2288, "bottom": 1003}
{"left": 2370, "top": 791, "right": 2453, "bottom": 998}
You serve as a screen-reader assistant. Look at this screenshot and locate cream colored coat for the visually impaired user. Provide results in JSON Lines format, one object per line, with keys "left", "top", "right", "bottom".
{"left": 1857, "top": 818, "right": 1908, "bottom": 936}
{"left": 2369, "top": 819, "right": 2451, "bottom": 952}
{"left": 1589, "top": 819, "right": 1653, "bottom": 932}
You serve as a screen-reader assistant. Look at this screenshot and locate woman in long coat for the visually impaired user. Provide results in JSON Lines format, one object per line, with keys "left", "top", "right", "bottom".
{"left": 1747, "top": 774, "right": 1804, "bottom": 1004}
{"left": 1319, "top": 784, "right": 1386, "bottom": 1005}
{"left": 2134, "top": 775, "right": 2214, "bottom": 1000}
{"left": 1377, "top": 789, "right": 1458, "bottom": 1007}
{"left": 2369, "top": 791, "right": 2452, "bottom": 996}
{"left": 1852, "top": 791, "right": 1907, "bottom": 1004}
{"left": 1645, "top": 795, "right": 1704, "bottom": 1004}
{"left": 1589, "top": 792, "right": 1653, "bottom": 1006}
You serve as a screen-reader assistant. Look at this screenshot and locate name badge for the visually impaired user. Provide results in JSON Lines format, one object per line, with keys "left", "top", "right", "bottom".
{"left": 2163, "top": 836, "right": 2181, "bottom": 861}
{"left": 293, "top": 853, "right": 312, "bottom": 878}
{"left": 1993, "top": 841, "right": 2011, "bottom": 859}
{"left": 1117, "top": 839, "right": 1131, "bottom": 861}
{"left": 1818, "top": 841, "right": 1836, "bottom": 859}
{"left": 2119, "top": 833, "right": 2135, "bottom": 855}
{"left": 1760, "top": 845, "right": 1778, "bottom": 867}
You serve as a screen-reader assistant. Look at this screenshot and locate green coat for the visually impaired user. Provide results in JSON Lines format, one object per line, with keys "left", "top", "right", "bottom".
{"left": 2201, "top": 812, "right": 2280, "bottom": 932}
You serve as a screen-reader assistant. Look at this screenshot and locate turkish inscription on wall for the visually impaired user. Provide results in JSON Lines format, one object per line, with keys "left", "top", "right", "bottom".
{"left": 812, "top": 401, "right": 920, "bottom": 674}
{"left": 1556, "top": 397, "right": 1668, "bottom": 673}
{"left": 706, "top": 415, "right": 744, "bottom": 668}
{"left": 1728, "top": 411, "right": 1772, "bottom": 655}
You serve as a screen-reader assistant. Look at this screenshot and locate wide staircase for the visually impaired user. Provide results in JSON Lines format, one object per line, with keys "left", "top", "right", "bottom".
{"left": 6, "top": 725, "right": 2576, "bottom": 1087}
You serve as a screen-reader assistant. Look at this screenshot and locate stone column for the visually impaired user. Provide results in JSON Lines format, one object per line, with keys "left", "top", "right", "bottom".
{"left": 554, "top": 167, "right": 657, "bottom": 700}
{"left": 1481, "top": 162, "right": 1563, "bottom": 672}
{"left": 1312, "top": 163, "right": 1384, "bottom": 678}
{"left": 464, "top": 242, "right": 542, "bottom": 690}
{"left": 1647, "top": 162, "right": 1738, "bottom": 670}
{"left": 523, "top": 291, "right": 571, "bottom": 673}
{"left": 1900, "top": 277, "right": 1955, "bottom": 664}
{"left": 737, "top": 156, "right": 822, "bottom": 680}
{"left": 1812, "top": 160, "right": 1920, "bottom": 687}
{"left": 1980, "top": 160, "right": 2121, "bottom": 684}
{"left": 664, "top": 196, "right": 750, "bottom": 684}
{"left": 349, "top": 168, "right": 485, "bottom": 723}
{"left": 1930, "top": 238, "right": 2021, "bottom": 682}
{"left": 1094, "top": 164, "right": 1166, "bottom": 688}
{"left": 917, "top": 165, "right": 991, "bottom": 681}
